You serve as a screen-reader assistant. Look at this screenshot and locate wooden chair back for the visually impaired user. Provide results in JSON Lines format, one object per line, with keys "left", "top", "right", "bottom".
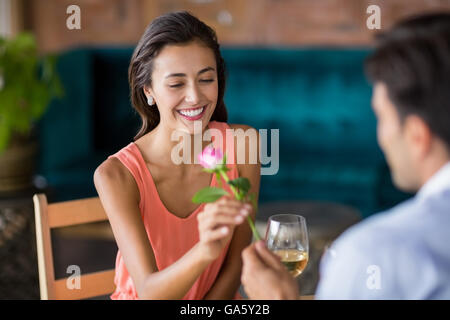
{"left": 33, "top": 193, "right": 115, "bottom": 300}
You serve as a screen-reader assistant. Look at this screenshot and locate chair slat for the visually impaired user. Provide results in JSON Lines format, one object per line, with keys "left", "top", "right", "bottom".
{"left": 33, "top": 194, "right": 56, "bottom": 300}
{"left": 53, "top": 269, "right": 116, "bottom": 300}
{"left": 47, "top": 197, "right": 107, "bottom": 228}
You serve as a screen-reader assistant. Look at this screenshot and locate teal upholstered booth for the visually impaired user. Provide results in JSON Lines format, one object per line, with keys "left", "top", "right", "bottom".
{"left": 37, "top": 47, "right": 412, "bottom": 218}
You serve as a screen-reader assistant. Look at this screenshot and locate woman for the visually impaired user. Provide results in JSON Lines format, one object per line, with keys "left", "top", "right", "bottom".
{"left": 94, "top": 11, "right": 260, "bottom": 299}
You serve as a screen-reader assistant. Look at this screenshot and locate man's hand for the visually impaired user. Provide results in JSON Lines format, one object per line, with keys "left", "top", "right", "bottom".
{"left": 241, "top": 240, "right": 300, "bottom": 300}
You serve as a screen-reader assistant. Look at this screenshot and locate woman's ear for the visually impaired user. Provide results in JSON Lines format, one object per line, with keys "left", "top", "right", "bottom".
{"left": 143, "top": 86, "right": 156, "bottom": 106}
{"left": 143, "top": 86, "right": 153, "bottom": 99}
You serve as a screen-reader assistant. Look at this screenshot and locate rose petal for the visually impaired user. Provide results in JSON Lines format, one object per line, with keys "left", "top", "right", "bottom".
{"left": 198, "top": 147, "right": 224, "bottom": 169}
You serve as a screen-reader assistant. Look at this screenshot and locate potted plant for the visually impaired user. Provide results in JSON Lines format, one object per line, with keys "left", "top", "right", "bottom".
{"left": 0, "top": 32, "right": 62, "bottom": 193}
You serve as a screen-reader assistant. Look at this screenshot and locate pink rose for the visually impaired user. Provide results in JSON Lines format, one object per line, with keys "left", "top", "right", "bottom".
{"left": 198, "top": 146, "right": 223, "bottom": 170}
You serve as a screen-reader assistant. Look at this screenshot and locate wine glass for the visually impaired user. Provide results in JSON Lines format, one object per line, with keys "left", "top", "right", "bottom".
{"left": 265, "top": 214, "right": 309, "bottom": 277}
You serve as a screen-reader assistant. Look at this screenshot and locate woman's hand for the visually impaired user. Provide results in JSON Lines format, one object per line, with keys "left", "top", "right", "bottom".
{"left": 197, "top": 197, "right": 251, "bottom": 262}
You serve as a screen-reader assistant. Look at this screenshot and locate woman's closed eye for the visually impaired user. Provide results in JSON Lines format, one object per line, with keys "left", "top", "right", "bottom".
{"left": 168, "top": 79, "right": 214, "bottom": 88}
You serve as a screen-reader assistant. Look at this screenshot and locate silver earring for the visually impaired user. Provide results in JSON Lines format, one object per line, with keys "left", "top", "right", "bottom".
{"left": 147, "top": 96, "right": 154, "bottom": 106}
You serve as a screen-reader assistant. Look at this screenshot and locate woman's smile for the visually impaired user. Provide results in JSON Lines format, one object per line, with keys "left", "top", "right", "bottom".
{"left": 176, "top": 104, "right": 208, "bottom": 121}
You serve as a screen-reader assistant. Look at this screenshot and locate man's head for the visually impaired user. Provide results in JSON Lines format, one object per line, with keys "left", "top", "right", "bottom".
{"left": 365, "top": 13, "right": 450, "bottom": 192}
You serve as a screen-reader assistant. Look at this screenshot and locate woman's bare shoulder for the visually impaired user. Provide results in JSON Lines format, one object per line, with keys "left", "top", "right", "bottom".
{"left": 94, "top": 157, "right": 129, "bottom": 182}
{"left": 227, "top": 123, "right": 260, "bottom": 156}
{"left": 227, "top": 123, "right": 261, "bottom": 176}
{"left": 228, "top": 123, "right": 256, "bottom": 131}
{"left": 94, "top": 157, "right": 140, "bottom": 204}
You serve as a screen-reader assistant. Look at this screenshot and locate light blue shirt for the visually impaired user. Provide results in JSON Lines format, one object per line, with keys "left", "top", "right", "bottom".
{"left": 315, "top": 162, "right": 450, "bottom": 299}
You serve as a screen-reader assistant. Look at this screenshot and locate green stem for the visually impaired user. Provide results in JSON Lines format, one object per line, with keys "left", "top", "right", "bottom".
{"left": 219, "top": 170, "right": 261, "bottom": 241}
{"left": 219, "top": 171, "right": 237, "bottom": 196}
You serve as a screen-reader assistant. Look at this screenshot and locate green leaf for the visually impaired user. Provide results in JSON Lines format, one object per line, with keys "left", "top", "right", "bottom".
{"left": 227, "top": 177, "right": 251, "bottom": 195}
{"left": 0, "top": 32, "right": 63, "bottom": 150}
{"left": 192, "top": 187, "right": 229, "bottom": 204}
{"left": 215, "top": 173, "right": 222, "bottom": 188}
{"left": 0, "top": 119, "right": 11, "bottom": 152}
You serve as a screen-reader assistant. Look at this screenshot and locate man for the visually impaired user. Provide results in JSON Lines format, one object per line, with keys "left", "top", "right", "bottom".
{"left": 241, "top": 13, "right": 450, "bottom": 299}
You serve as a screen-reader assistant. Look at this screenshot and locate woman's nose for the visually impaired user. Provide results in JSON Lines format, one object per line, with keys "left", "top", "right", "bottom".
{"left": 185, "top": 84, "right": 202, "bottom": 105}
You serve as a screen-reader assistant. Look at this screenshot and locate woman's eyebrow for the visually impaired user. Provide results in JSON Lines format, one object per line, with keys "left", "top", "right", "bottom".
{"left": 198, "top": 66, "right": 215, "bottom": 75}
{"left": 165, "top": 67, "right": 215, "bottom": 79}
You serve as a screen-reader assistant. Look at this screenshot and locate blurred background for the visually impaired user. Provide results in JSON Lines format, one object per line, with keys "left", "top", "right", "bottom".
{"left": 1, "top": 0, "right": 449, "bottom": 299}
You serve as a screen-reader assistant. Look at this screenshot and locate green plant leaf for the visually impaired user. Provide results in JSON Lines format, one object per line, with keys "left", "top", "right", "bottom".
{"left": 0, "top": 120, "right": 11, "bottom": 152}
{"left": 227, "top": 177, "right": 251, "bottom": 195}
{"left": 0, "top": 32, "right": 63, "bottom": 151}
{"left": 192, "top": 187, "right": 229, "bottom": 204}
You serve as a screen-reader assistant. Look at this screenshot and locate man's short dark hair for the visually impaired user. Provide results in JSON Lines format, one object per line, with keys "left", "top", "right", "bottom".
{"left": 365, "top": 13, "right": 450, "bottom": 149}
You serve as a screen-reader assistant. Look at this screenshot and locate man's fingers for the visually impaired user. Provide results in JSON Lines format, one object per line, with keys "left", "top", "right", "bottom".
{"left": 241, "top": 244, "right": 260, "bottom": 286}
{"left": 242, "top": 243, "right": 265, "bottom": 270}
{"left": 254, "top": 241, "right": 285, "bottom": 271}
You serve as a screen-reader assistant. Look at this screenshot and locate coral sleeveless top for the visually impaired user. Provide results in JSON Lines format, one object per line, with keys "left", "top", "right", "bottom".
{"left": 108, "top": 121, "right": 239, "bottom": 300}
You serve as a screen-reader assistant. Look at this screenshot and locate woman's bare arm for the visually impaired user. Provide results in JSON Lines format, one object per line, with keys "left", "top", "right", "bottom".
{"left": 204, "top": 124, "right": 261, "bottom": 299}
{"left": 94, "top": 158, "right": 215, "bottom": 299}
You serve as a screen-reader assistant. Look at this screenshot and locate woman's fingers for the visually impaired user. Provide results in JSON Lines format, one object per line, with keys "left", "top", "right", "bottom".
{"left": 206, "top": 212, "right": 244, "bottom": 227}
{"left": 204, "top": 208, "right": 248, "bottom": 229}
{"left": 217, "top": 203, "right": 250, "bottom": 217}
{"left": 198, "top": 204, "right": 250, "bottom": 231}
{"left": 218, "top": 197, "right": 253, "bottom": 212}
{"left": 197, "top": 197, "right": 253, "bottom": 252}
{"left": 198, "top": 214, "right": 241, "bottom": 236}
{"left": 201, "top": 225, "right": 230, "bottom": 242}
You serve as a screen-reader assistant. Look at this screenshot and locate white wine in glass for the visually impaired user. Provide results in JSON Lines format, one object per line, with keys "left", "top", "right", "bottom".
{"left": 273, "top": 248, "right": 308, "bottom": 277}
{"left": 266, "top": 214, "right": 309, "bottom": 277}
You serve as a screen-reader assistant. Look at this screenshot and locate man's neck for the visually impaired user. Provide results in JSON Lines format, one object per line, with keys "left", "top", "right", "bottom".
{"left": 421, "top": 159, "right": 450, "bottom": 186}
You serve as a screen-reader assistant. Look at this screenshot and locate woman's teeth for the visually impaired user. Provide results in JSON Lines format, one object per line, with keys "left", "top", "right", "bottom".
{"left": 178, "top": 107, "right": 204, "bottom": 117}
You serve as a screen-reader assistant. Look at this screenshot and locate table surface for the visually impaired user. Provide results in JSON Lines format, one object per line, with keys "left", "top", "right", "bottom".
{"left": 257, "top": 200, "right": 362, "bottom": 237}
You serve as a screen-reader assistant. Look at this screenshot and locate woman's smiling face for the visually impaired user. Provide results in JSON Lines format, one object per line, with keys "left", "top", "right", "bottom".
{"left": 145, "top": 40, "right": 218, "bottom": 134}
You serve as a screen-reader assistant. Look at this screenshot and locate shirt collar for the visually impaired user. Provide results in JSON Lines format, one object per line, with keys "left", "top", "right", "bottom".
{"left": 417, "top": 161, "right": 450, "bottom": 201}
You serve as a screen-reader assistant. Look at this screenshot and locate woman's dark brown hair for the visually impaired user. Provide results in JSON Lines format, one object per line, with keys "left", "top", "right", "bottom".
{"left": 129, "top": 11, "right": 228, "bottom": 140}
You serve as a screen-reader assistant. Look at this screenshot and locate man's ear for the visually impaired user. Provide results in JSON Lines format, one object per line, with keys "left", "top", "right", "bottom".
{"left": 404, "top": 115, "right": 432, "bottom": 159}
